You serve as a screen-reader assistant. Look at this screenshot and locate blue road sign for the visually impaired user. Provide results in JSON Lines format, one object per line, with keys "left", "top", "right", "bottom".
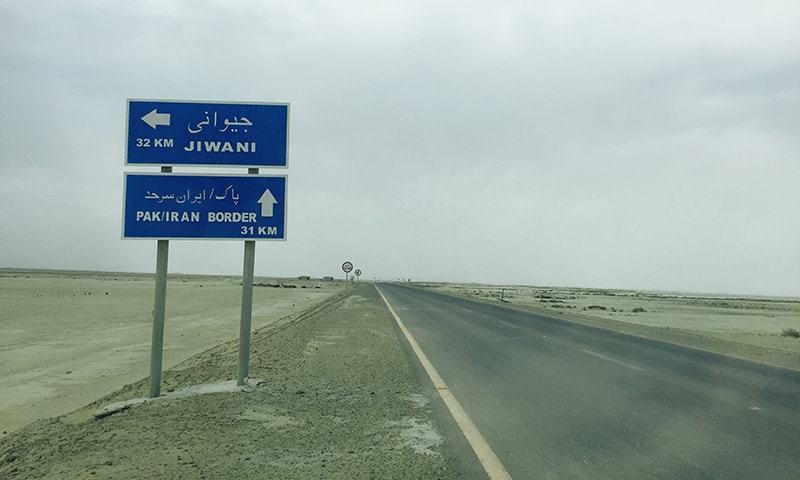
{"left": 126, "top": 99, "right": 288, "bottom": 167}
{"left": 123, "top": 173, "right": 286, "bottom": 240}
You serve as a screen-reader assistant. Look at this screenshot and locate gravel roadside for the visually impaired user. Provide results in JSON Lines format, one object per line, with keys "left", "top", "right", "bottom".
{"left": 0, "top": 285, "right": 462, "bottom": 479}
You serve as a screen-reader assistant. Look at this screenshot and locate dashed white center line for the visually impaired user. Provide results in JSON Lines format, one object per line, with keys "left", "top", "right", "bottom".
{"left": 498, "top": 320, "right": 523, "bottom": 330}
{"left": 580, "top": 349, "right": 644, "bottom": 372}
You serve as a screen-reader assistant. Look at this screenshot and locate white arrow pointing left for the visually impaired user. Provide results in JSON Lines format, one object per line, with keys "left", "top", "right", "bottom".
{"left": 141, "top": 109, "right": 171, "bottom": 129}
{"left": 257, "top": 189, "right": 278, "bottom": 217}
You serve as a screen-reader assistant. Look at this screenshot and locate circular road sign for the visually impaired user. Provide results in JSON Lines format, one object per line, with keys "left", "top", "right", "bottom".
{"left": 342, "top": 261, "right": 353, "bottom": 273}
{"left": 354, "top": 269, "right": 362, "bottom": 277}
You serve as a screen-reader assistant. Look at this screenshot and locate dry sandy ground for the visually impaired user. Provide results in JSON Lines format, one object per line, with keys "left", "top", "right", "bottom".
{"left": 0, "top": 269, "right": 342, "bottom": 435}
{"left": 417, "top": 283, "right": 800, "bottom": 370}
{"left": 0, "top": 285, "right": 460, "bottom": 479}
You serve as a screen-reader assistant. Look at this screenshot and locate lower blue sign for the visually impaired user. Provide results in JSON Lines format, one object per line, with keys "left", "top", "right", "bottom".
{"left": 123, "top": 173, "right": 286, "bottom": 240}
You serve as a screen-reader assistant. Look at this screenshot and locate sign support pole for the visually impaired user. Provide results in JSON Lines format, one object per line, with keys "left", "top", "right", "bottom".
{"left": 148, "top": 165, "right": 172, "bottom": 398}
{"left": 238, "top": 167, "right": 259, "bottom": 386}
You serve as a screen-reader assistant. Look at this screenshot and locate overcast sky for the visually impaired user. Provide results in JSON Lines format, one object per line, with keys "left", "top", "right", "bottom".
{"left": 1, "top": 1, "right": 798, "bottom": 296}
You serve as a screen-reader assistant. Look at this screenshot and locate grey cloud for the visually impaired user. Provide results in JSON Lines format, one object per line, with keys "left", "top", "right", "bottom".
{"left": 0, "top": 0, "right": 798, "bottom": 295}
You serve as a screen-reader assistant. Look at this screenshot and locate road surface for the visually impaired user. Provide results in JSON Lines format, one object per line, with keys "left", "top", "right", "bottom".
{"left": 378, "top": 284, "right": 800, "bottom": 479}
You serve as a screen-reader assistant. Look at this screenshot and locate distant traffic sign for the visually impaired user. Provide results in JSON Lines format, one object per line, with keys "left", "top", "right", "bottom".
{"left": 342, "top": 262, "right": 353, "bottom": 273}
{"left": 123, "top": 173, "right": 286, "bottom": 240}
{"left": 354, "top": 269, "right": 362, "bottom": 277}
{"left": 126, "top": 99, "right": 289, "bottom": 167}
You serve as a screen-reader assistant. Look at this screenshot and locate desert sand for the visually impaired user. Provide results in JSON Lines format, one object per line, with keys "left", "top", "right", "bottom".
{"left": 0, "top": 269, "right": 342, "bottom": 434}
{"left": 0, "top": 285, "right": 460, "bottom": 479}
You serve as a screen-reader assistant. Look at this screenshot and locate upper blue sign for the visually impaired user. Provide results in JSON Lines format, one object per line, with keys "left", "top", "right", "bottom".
{"left": 123, "top": 173, "right": 286, "bottom": 240}
{"left": 126, "top": 99, "right": 289, "bottom": 167}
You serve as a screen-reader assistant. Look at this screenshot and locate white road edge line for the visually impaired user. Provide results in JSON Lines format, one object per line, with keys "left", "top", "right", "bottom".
{"left": 580, "top": 349, "right": 644, "bottom": 372}
{"left": 376, "top": 286, "right": 513, "bottom": 480}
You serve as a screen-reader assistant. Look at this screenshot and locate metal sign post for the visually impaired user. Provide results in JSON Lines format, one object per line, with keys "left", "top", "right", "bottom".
{"left": 238, "top": 167, "right": 259, "bottom": 386}
{"left": 148, "top": 166, "right": 172, "bottom": 398}
{"left": 354, "top": 269, "right": 362, "bottom": 282}
{"left": 149, "top": 239, "right": 169, "bottom": 397}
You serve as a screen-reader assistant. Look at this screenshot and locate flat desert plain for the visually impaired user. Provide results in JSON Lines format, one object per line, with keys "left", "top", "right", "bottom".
{"left": 417, "top": 283, "right": 800, "bottom": 370}
{"left": 0, "top": 269, "right": 342, "bottom": 434}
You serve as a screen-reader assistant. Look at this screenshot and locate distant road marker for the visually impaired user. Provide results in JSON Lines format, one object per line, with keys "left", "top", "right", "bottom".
{"left": 376, "top": 286, "right": 512, "bottom": 480}
{"left": 342, "top": 261, "right": 353, "bottom": 284}
{"left": 580, "top": 349, "right": 644, "bottom": 372}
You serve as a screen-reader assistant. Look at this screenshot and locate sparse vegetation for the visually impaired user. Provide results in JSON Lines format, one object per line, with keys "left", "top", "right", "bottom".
{"left": 586, "top": 305, "right": 607, "bottom": 311}
{"left": 632, "top": 307, "right": 647, "bottom": 313}
{"left": 780, "top": 328, "right": 800, "bottom": 339}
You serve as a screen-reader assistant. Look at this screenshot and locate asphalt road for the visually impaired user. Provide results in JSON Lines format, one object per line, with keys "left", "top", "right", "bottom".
{"left": 378, "top": 284, "right": 800, "bottom": 480}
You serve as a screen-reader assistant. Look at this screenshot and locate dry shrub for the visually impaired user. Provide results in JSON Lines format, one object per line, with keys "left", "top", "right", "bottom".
{"left": 780, "top": 328, "right": 800, "bottom": 339}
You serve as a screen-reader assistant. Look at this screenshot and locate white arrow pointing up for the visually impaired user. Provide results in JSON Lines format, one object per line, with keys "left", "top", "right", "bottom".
{"left": 257, "top": 189, "right": 278, "bottom": 217}
{"left": 141, "top": 109, "right": 171, "bottom": 129}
